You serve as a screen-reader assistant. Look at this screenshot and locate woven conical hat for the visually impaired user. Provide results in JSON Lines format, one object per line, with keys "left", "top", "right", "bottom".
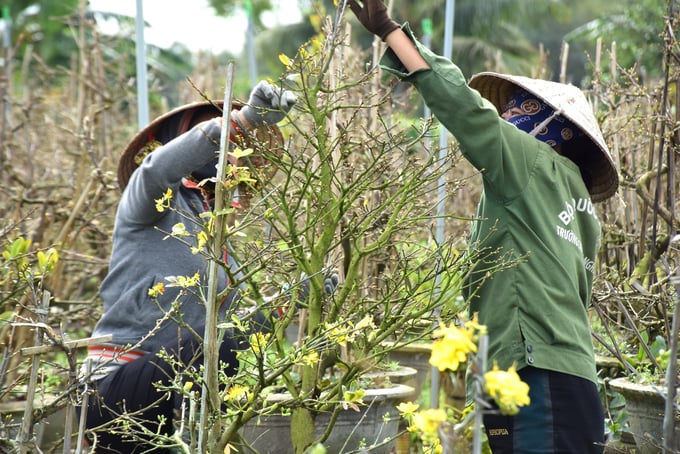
{"left": 117, "top": 100, "right": 283, "bottom": 191}
{"left": 468, "top": 72, "right": 618, "bottom": 202}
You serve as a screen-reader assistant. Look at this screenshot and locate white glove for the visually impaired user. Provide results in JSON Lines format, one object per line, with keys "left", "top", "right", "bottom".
{"left": 239, "top": 80, "right": 297, "bottom": 128}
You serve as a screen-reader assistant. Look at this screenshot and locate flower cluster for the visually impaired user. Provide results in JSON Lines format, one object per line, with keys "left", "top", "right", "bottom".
{"left": 429, "top": 315, "right": 485, "bottom": 372}
{"left": 398, "top": 402, "right": 448, "bottom": 452}
{"left": 399, "top": 314, "right": 530, "bottom": 452}
{"left": 483, "top": 364, "right": 531, "bottom": 415}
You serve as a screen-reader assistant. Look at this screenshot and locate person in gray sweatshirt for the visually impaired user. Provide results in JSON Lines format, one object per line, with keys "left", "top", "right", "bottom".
{"left": 82, "top": 81, "right": 297, "bottom": 453}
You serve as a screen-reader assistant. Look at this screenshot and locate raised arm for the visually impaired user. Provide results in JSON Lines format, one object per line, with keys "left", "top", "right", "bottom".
{"left": 348, "top": 0, "right": 430, "bottom": 72}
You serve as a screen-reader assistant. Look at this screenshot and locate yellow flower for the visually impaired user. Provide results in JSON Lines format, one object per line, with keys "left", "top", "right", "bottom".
{"left": 326, "top": 322, "right": 355, "bottom": 347}
{"left": 298, "top": 350, "right": 320, "bottom": 366}
{"left": 464, "top": 313, "right": 487, "bottom": 336}
{"left": 484, "top": 364, "right": 531, "bottom": 415}
{"left": 148, "top": 282, "right": 165, "bottom": 297}
{"left": 411, "top": 408, "right": 448, "bottom": 437}
{"left": 191, "top": 231, "right": 208, "bottom": 255}
{"left": 429, "top": 322, "right": 477, "bottom": 372}
{"left": 397, "top": 401, "right": 420, "bottom": 417}
{"left": 166, "top": 272, "right": 201, "bottom": 289}
{"left": 155, "top": 188, "right": 173, "bottom": 212}
{"left": 171, "top": 223, "right": 189, "bottom": 237}
{"left": 225, "top": 385, "right": 252, "bottom": 402}
{"left": 249, "top": 332, "right": 270, "bottom": 355}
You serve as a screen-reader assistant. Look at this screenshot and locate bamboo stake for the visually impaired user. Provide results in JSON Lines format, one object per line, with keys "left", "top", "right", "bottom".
{"left": 593, "top": 37, "right": 601, "bottom": 112}
{"left": 75, "top": 358, "right": 92, "bottom": 454}
{"left": 199, "top": 61, "right": 236, "bottom": 453}
{"left": 20, "top": 335, "right": 112, "bottom": 357}
{"left": 559, "top": 42, "right": 569, "bottom": 84}
{"left": 17, "top": 291, "right": 50, "bottom": 454}
{"left": 329, "top": 19, "right": 349, "bottom": 363}
{"left": 663, "top": 237, "right": 680, "bottom": 453}
{"left": 661, "top": 5, "right": 678, "bottom": 450}
{"left": 471, "top": 335, "right": 488, "bottom": 454}
{"left": 0, "top": 6, "right": 11, "bottom": 186}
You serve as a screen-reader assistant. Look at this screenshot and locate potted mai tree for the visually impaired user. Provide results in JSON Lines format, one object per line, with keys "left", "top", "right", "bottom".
{"left": 213, "top": 17, "right": 473, "bottom": 454}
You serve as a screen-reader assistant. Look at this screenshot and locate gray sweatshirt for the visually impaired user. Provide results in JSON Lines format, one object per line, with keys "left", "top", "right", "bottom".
{"left": 93, "top": 119, "right": 241, "bottom": 353}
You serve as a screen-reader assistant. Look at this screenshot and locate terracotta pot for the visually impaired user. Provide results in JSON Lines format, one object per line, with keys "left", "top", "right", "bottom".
{"left": 609, "top": 377, "right": 680, "bottom": 454}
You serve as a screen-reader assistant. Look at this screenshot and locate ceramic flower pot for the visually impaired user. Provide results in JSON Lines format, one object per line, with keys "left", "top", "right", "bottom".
{"left": 0, "top": 395, "right": 69, "bottom": 451}
{"left": 609, "top": 377, "right": 680, "bottom": 454}
{"left": 239, "top": 382, "right": 414, "bottom": 453}
{"left": 385, "top": 342, "right": 433, "bottom": 398}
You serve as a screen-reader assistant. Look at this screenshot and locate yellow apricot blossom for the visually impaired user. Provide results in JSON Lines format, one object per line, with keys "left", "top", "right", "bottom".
{"left": 225, "top": 385, "right": 252, "bottom": 402}
{"left": 326, "top": 322, "right": 354, "bottom": 347}
{"left": 411, "top": 408, "right": 448, "bottom": 436}
{"left": 171, "top": 223, "right": 189, "bottom": 237}
{"left": 399, "top": 403, "right": 446, "bottom": 453}
{"left": 191, "top": 231, "right": 208, "bottom": 254}
{"left": 298, "top": 350, "right": 320, "bottom": 366}
{"left": 147, "top": 282, "right": 165, "bottom": 297}
{"left": 484, "top": 364, "right": 531, "bottom": 415}
{"left": 410, "top": 408, "right": 448, "bottom": 452}
{"left": 429, "top": 322, "right": 477, "bottom": 372}
{"left": 165, "top": 272, "right": 201, "bottom": 289}
{"left": 397, "top": 401, "right": 420, "bottom": 417}
{"left": 249, "top": 332, "right": 270, "bottom": 355}
{"left": 154, "top": 188, "right": 173, "bottom": 212}
{"left": 464, "top": 313, "right": 487, "bottom": 336}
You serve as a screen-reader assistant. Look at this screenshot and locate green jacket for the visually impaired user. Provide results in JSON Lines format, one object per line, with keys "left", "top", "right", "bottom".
{"left": 381, "top": 24, "right": 600, "bottom": 384}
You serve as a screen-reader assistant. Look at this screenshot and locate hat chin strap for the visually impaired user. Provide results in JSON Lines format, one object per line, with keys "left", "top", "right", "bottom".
{"left": 529, "top": 108, "right": 564, "bottom": 137}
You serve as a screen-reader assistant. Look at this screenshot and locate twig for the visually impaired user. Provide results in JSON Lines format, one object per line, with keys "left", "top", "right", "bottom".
{"left": 591, "top": 296, "right": 637, "bottom": 374}
{"left": 605, "top": 281, "right": 663, "bottom": 374}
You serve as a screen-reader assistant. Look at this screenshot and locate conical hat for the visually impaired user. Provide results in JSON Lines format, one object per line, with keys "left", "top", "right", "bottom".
{"left": 468, "top": 72, "right": 618, "bottom": 202}
{"left": 117, "top": 100, "right": 283, "bottom": 191}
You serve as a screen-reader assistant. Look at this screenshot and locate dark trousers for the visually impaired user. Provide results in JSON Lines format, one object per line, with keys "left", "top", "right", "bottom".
{"left": 81, "top": 331, "right": 240, "bottom": 453}
{"left": 483, "top": 367, "right": 605, "bottom": 454}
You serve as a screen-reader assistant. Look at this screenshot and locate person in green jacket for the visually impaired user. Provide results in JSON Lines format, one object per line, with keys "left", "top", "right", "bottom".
{"left": 349, "top": 1, "right": 619, "bottom": 453}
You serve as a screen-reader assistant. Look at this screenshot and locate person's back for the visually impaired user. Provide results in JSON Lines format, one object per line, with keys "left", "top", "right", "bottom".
{"left": 349, "top": 1, "right": 619, "bottom": 452}
{"left": 82, "top": 82, "right": 296, "bottom": 453}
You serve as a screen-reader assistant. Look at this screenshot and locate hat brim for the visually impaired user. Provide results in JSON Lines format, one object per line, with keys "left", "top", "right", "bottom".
{"left": 468, "top": 72, "right": 619, "bottom": 202}
{"left": 117, "top": 100, "right": 284, "bottom": 191}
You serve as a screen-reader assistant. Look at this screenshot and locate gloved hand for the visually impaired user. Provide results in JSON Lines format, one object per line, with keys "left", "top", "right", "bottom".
{"left": 238, "top": 80, "right": 297, "bottom": 128}
{"left": 296, "top": 271, "right": 339, "bottom": 303}
{"left": 274, "top": 271, "right": 339, "bottom": 317}
{"left": 347, "top": 0, "right": 400, "bottom": 41}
